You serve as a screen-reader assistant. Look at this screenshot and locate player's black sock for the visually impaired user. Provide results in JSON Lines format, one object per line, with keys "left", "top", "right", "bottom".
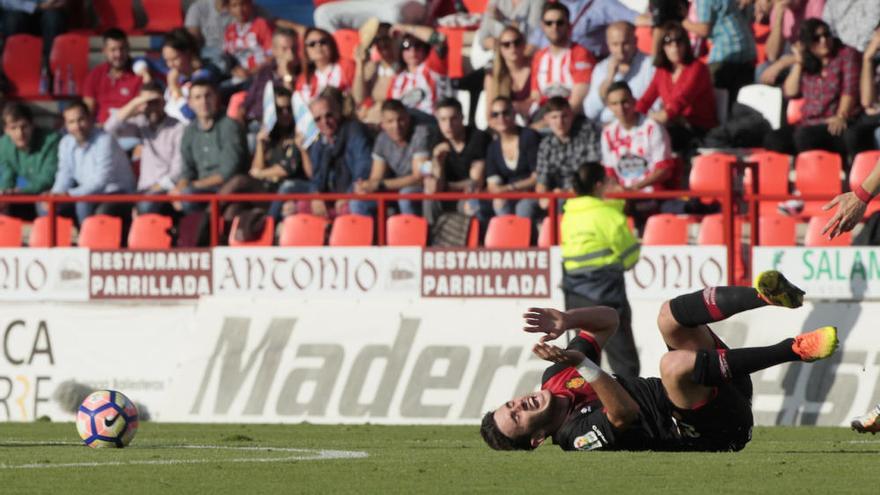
{"left": 691, "top": 340, "right": 798, "bottom": 386}
{"left": 669, "top": 287, "right": 767, "bottom": 327}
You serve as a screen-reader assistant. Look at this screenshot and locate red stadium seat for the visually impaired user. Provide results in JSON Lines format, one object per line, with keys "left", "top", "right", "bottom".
{"left": 690, "top": 153, "right": 737, "bottom": 194}
{"left": 642, "top": 214, "right": 689, "bottom": 245}
{"left": 635, "top": 25, "right": 653, "bottom": 55}
{"left": 329, "top": 214, "right": 374, "bottom": 246}
{"left": 78, "top": 214, "right": 122, "bottom": 249}
{"left": 794, "top": 150, "right": 842, "bottom": 216}
{"left": 537, "top": 216, "right": 563, "bottom": 248}
{"left": 29, "top": 216, "right": 73, "bottom": 247}
{"left": 485, "top": 215, "right": 531, "bottom": 248}
{"left": 93, "top": 0, "right": 136, "bottom": 32}
{"left": 849, "top": 151, "right": 880, "bottom": 217}
{"left": 142, "top": 0, "right": 183, "bottom": 33}
{"left": 758, "top": 215, "right": 796, "bottom": 246}
{"left": 49, "top": 34, "right": 90, "bottom": 98}
{"left": 0, "top": 215, "right": 23, "bottom": 247}
{"left": 744, "top": 151, "right": 791, "bottom": 216}
{"left": 128, "top": 214, "right": 173, "bottom": 249}
{"left": 332, "top": 29, "right": 360, "bottom": 61}
{"left": 696, "top": 214, "right": 723, "bottom": 245}
{"left": 467, "top": 216, "right": 479, "bottom": 248}
{"left": 463, "top": 0, "right": 489, "bottom": 13}
{"left": 805, "top": 214, "right": 851, "bottom": 247}
{"left": 2, "top": 35, "right": 43, "bottom": 97}
{"left": 228, "top": 215, "right": 275, "bottom": 246}
{"left": 387, "top": 214, "right": 428, "bottom": 247}
{"left": 279, "top": 214, "right": 328, "bottom": 246}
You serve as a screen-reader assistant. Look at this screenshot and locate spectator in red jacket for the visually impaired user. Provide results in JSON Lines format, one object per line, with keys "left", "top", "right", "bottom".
{"left": 636, "top": 21, "right": 717, "bottom": 154}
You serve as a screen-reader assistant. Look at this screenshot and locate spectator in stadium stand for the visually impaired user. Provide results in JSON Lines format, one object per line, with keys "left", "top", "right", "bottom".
{"left": 584, "top": 21, "right": 656, "bottom": 125}
{"left": 682, "top": 0, "right": 757, "bottom": 104}
{"left": 529, "top": 2, "right": 596, "bottom": 119}
{"left": 423, "top": 97, "right": 492, "bottom": 223}
{"left": 242, "top": 28, "right": 300, "bottom": 124}
{"left": 0, "top": 103, "right": 60, "bottom": 220}
{"left": 224, "top": 0, "right": 274, "bottom": 83}
{"left": 757, "top": 0, "right": 825, "bottom": 86}
{"left": 0, "top": 0, "right": 66, "bottom": 73}
{"left": 559, "top": 161, "right": 641, "bottom": 379}
{"left": 186, "top": 0, "right": 275, "bottom": 74}
{"left": 635, "top": 22, "right": 717, "bottom": 155}
{"left": 763, "top": 19, "right": 876, "bottom": 163}
{"left": 471, "top": 0, "right": 543, "bottom": 68}
{"left": 822, "top": 0, "right": 880, "bottom": 53}
{"left": 218, "top": 86, "right": 311, "bottom": 223}
{"left": 82, "top": 29, "right": 143, "bottom": 125}
{"left": 386, "top": 29, "right": 452, "bottom": 120}
{"left": 313, "top": 0, "right": 427, "bottom": 32}
{"left": 483, "top": 26, "right": 534, "bottom": 125}
{"left": 353, "top": 99, "right": 430, "bottom": 216}
{"left": 527, "top": 0, "right": 647, "bottom": 59}
{"left": 295, "top": 28, "right": 356, "bottom": 102}
{"left": 535, "top": 97, "right": 602, "bottom": 213}
{"left": 485, "top": 96, "right": 540, "bottom": 219}
{"left": 305, "top": 91, "right": 373, "bottom": 219}
{"left": 601, "top": 81, "right": 676, "bottom": 232}
{"left": 103, "top": 82, "right": 186, "bottom": 215}
{"left": 158, "top": 28, "right": 215, "bottom": 124}
{"left": 49, "top": 100, "right": 135, "bottom": 224}
{"left": 861, "top": 27, "right": 880, "bottom": 148}
{"left": 174, "top": 80, "right": 247, "bottom": 214}
{"left": 353, "top": 22, "right": 399, "bottom": 125}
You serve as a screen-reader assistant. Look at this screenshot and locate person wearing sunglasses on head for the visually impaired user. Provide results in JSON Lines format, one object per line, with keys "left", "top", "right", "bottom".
{"left": 484, "top": 26, "right": 535, "bottom": 124}
{"left": 295, "top": 28, "right": 356, "bottom": 102}
{"left": 530, "top": 2, "right": 596, "bottom": 118}
{"left": 386, "top": 29, "right": 452, "bottom": 119}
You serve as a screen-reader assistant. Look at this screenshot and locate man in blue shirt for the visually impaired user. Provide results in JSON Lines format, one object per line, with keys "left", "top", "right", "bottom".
{"left": 49, "top": 100, "right": 135, "bottom": 224}
{"left": 528, "top": 0, "right": 643, "bottom": 58}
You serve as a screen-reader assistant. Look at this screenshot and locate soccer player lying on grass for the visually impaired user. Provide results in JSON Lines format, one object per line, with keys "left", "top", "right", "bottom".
{"left": 481, "top": 271, "right": 840, "bottom": 452}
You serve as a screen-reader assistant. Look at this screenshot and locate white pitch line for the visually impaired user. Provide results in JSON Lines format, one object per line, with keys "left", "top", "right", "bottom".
{"left": 0, "top": 442, "right": 368, "bottom": 470}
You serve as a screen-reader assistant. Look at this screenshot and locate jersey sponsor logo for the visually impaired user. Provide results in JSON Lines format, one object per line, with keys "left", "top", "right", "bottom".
{"left": 565, "top": 377, "right": 585, "bottom": 390}
{"left": 573, "top": 431, "right": 603, "bottom": 450}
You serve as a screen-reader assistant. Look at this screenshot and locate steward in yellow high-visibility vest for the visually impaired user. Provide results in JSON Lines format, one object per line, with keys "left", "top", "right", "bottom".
{"left": 561, "top": 162, "right": 641, "bottom": 378}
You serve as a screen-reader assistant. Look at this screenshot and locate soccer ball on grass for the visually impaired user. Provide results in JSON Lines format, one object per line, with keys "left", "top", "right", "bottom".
{"left": 75, "top": 390, "right": 139, "bottom": 448}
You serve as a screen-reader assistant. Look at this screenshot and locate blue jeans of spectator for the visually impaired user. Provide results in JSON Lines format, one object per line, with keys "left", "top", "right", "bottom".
{"left": 181, "top": 186, "right": 221, "bottom": 214}
{"left": 874, "top": 126, "right": 880, "bottom": 149}
{"left": 40, "top": 196, "right": 130, "bottom": 226}
{"left": 271, "top": 179, "right": 313, "bottom": 220}
{"left": 350, "top": 185, "right": 422, "bottom": 217}
{"left": 493, "top": 198, "right": 540, "bottom": 219}
{"left": 136, "top": 189, "right": 176, "bottom": 215}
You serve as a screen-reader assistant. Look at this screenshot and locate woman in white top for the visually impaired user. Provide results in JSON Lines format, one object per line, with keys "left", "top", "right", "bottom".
{"left": 483, "top": 26, "right": 534, "bottom": 125}
{"left": 295, "top": 27, "right": 355, "bottom": 101}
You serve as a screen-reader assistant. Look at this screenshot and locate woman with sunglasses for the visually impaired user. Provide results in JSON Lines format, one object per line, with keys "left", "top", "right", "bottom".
{"left": 764, "top": 18, "right": 875, "bottom": 162}
{"left": 387, "top": 31, "right": 452, "bottom": 118}
{"left": 353, "top": 22, "right": 400, "bottom": 124}
{"left": 485, "top": 96, "right": 541, "bottom": 219}
{"left": 484, "top": 26, "right": 534, "bottom": 125}
{"left": 295, "top": 28, "right": 355, "bottom": 102}
{"left": 635, "top": 21, "right": 717, "bottom": 154}
{"left": 471, "top": 0, "right": 542, "bottom": 69}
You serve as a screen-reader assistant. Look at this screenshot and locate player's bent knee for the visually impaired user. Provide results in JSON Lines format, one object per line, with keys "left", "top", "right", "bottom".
{"left": 657, "top": 301, "right": 680, "bottom": 336}
{"left": 660, "top": 351, "right": 695, "bottom": 384}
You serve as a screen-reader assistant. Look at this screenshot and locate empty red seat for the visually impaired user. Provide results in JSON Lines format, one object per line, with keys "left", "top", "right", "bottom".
{"left": 128, "top": 214, "right": 173, "bottom": 249}
{"left": 29, "top": 216, "right": 73, "bottom": 247}
{"left": 805, "top": 214, "right": 851, "bottom": 247}
{"left": 78, "top": 214, "right": 122, "bottom": 249}
{"left": 229, "top": 215, "right": 275, "bottom": 246}
{"left": 696, "top": 214, "right": 723, "bottom": 245}
{"left": 2, "top": 35, "right": 43, "bottom": 97}
{"left": 690, "top": 153, "right": 737, "bottom": 203}
{"left": 642, "top": 214, "right": 689, "bottom": 245}
{"left": 463, "top": 0, "right": 489, "bottom": 13}
{"left": 537, "top": 216, "right": 563, "bottom": 248}
{"left": 142, "top": 0, "right": 183, "bottom": 33}
{"left": 635, "top": 25, "right": 653, "bottom": 54}
{"left": 744, "top": 151, "right": 791, "bottom": 217}
{"left": 279, "top": 214, "right": 328, "bottom": 246}
{"left": 329, "top": 214, "right": 373, "bottom": 246}
{"left": 484, "top": 215, "right": 531, "bottom": 248}
{"left": 794, "top": 150, "right": 842, "bottom": 216}
{"left": 758, "top": 215, "right": 796, "bottom": 246}
{"left": 387, "top": 214, "right": 428, "bottom": 247}
{"left": 0, "top": 215, "right": 23, "bottom": 247}
{"left": 93, "top": 0, "right": 136, "bottom": 32}
{"left": 49, "top": 33, "right": 89, "bottom": 97}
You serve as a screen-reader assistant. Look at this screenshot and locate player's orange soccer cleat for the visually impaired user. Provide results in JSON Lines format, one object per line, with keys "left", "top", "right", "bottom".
{"left": 851, "top": 403, "right": 880, "bottom": 434}
{"left": 791, "top": 326, "right": 838, "bottom": 362}
{"left": 754, "top": 270, "right": 805, "bottom": 308}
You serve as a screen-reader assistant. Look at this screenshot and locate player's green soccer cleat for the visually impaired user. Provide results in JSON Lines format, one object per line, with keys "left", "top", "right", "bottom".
{"left": 851, "top": 403, "right": 880, "bottom": 434}
{"left": 791, "top": 326, "right": 838, "bottom": 362}
{"left": 754, "top": 270, "right": 805, "bottom": 308}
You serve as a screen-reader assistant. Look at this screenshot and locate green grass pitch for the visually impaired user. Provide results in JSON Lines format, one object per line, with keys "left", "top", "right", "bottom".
{"left": 1, "top": 423, "right": 877, "bottom": 494}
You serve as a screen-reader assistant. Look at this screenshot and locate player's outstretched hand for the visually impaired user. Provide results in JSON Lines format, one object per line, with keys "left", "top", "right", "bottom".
{"left": 523, "top": 307, "right": 568, "bottom": 342}
{"left": 822, "top": 192, "right": 867, "bottom": 239}
{"left": 532, "top": 342, "right": 586, "bottom": 367}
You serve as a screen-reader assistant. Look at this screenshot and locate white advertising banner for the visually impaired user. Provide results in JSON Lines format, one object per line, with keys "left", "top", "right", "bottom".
{"left": 0, "top": 248, "right": 89, "bottom": 301}
{"left": 212, "top": 247, "right": 422, "bottom": 298}
{"left": 625, "top": 246, "right": 728, "bottom": 300}
{"left": 753, "top": 247, "right": 880, "bottom": 300}
{"left": 2, "top": 297, "right": 879, "bottom": 427}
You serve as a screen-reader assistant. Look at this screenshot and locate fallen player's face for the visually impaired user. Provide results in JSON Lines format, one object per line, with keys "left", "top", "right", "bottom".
{"left": 493, "top": 389, "right": 555, "bottom": 441}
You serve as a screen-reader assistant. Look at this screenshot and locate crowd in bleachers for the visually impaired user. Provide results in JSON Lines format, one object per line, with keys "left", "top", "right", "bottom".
{"left": 0, "top": 0, "right": 879, "bottom": 247}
